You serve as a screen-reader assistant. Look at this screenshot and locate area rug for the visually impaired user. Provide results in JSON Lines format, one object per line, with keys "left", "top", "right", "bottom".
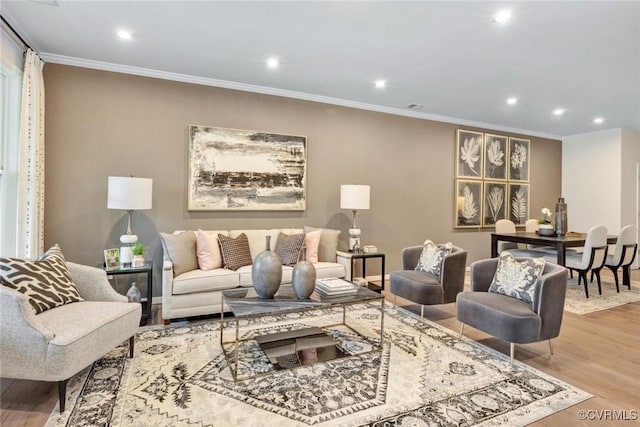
{"left": 563, "top": 277, "right": 640, "bottom": 315}
{"left": 45, "top": 304, "right": 590, "bottom": 426}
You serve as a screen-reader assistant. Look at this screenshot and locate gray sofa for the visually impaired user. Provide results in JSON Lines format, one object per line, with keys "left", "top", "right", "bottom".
{"left": 161, "top": 228, "right": 345, "bottom": 324}
{"left": 456, "top": 257, "right": 568, "bottom": 364}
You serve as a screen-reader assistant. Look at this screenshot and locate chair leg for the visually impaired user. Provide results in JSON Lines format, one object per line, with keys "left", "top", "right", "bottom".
{"left": 164, "top": 319, "right": 171, "bottom": 326}
{"left": 420, "top": 304, "right": 424, "bottom": 318}
{"left": 622, "top": 266, "right": 631, "bottom": 290}
{"left": 580, "top": 272, "right": 589, "bottom": 298}
{"left": 607, "top": 265, "right": 620, "bottom": 292}
{"left": 548, "top": 339, "right": 554, "bottom": 355}
{"left": 129, "top": 336, "right": 135, "bottom": 358}
{"left": 58, "top": 379, "right": 67, "bottom": 412}
{"left": 393, "top": 294, "right": 396, "bottom": 308}
{"left": 570, "top": 269, "right": 573, "bottom": 279}
{"left": 510, "top": 343, "right": 515, "bottom": 365}
{"left": 595, "top": 269, "right": 602, "bottom": 295}
{"left": 590, "top": 270, "right": 594, "bottom": 283}
{"left": 459, "top": 323, "right": 465, "bottom": 338}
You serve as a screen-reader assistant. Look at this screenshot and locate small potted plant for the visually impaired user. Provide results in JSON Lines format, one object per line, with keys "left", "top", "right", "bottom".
{"left": 538, "top": 207, "right": 554, "bottom": 236}
{"left": 131, "top": 243, "right": 147, "bottom": 267}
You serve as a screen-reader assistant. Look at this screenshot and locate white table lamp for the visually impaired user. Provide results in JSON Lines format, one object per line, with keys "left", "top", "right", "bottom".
{"left": 108, "top": 176, "right": 153, "bottom": 266}
{"left": 340, "top": 184, "right": 370, "bottom": 251}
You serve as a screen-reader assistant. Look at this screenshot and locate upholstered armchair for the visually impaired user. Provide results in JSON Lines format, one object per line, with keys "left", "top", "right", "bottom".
{"left": 456, "top": 257, "right": 568, "bottom": 364}
{"left": 0, "top": 262, "right": 141, "bottom": 412}
{"left": 389, "top": 243, "right": 467, "bottom": 317}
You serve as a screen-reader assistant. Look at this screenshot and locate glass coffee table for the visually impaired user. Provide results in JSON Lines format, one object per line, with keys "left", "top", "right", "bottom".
{"left": 220, "top": 284, "right": 385, "bottom": 381}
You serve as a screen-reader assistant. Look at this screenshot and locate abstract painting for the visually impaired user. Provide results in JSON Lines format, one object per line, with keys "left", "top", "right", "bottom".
{"left": 188, "top": 125, "right": 306, "bottom": 211}
{"left": 508, "top": 137, "right": 530, "bottom": 181}
{"left": 483, "top": 181, "right": 507, "bottom": 226}
{"left": 483, "top": 134, "right": 507, "bottom": 180}
{"left": 456, "top": 129, "right": 484, "bottom": 179}
{"left": 508, "top": 183, "right": 529, "bottom": 226}
{"left": 455, "top": 179, "right": 482, "bottom": 228}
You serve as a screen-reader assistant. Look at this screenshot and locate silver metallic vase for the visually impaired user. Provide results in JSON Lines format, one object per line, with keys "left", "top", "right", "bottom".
{"left": 126, "top": 282, "right": 141, "bottom": 303}
{"left": 554, "top": 197, "right": 568, "bottom": 236}
{"left": 252, "top": 236, "right": 282, "bottom": 299}
{"left": 292, "top": 247, "right": 316, "bottom": 299}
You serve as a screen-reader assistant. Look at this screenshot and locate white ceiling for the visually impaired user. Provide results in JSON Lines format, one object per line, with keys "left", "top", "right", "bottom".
{"left": 2, "top": 1, "right": 639, "bottom": 139}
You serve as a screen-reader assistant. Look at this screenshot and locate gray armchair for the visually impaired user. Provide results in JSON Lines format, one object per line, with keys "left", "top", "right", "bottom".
{"left": 0, "top": 262, "right": 141, "bottom": 412}
{"left": 389, "top": 244, "right": 467, "bottom": 317}
{"left": 456, "top": 257, "right": 568, "bottom": 364}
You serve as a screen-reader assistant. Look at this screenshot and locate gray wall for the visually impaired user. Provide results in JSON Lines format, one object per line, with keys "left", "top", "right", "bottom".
{"left": 43, "top": 64, "right": 562, "bottom": 296}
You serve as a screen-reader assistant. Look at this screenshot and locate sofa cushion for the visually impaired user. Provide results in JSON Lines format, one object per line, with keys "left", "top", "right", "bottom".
{"left": 304, "top": 229, "right": 322, "bottom": 263}
{"left": 196, "top": 229, "right": 225, "bottom": 271}
{"left": 488, "top": 253, "right": 545, "bottom": 306}
{"left": 304, "top": 226, "right": 340, "bottom": 262}
{"left": 173, "top": 268, "right": 240, "bottom": 294}
{"left": 0, "top": 244, "right": 84, "bottom": 314}
{"left": 160, "top": 231, "right": 198, "bottom": 276}
{"left": 313, "top": 262, "right": 346, "bottom": 279}
{"left": 230, "top": 229, "right": 282, "bottom": 260}
{"left": 219, "top": 233, "right": 253, "bottom": 271}
{"left": 274, "top": 232, "right": 305, "bottom": 266}
{"left": 415, "top": 240, "right": 453, "bottom": 276}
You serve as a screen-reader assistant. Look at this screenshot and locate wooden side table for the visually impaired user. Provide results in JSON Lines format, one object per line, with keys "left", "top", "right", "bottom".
{"left": 102, "top": 261, "right": 153, "bottom": 325}
{"left": 336, "top": 250, "right": 386, "bottom": 293}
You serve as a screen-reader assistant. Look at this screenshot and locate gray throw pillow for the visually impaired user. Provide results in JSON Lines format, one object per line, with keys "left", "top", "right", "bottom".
{"left": 488, "top": 253, "right": 545, "bottom": 306}
{"left": 0, "top": 244, "right": 84, "bottom": 314}
{"left": 160, "top": 231, "right": 198, "bottom": 276}
{"left": 218, "top": 233, "right": 253, "bottom": 271}
{"left": 274, "top": 232, "right": 305, "bottom": 266}
{"left": 303, "top": 226, "right": 340, "bottom": 262}
{"left": 415, "top": 240, "right": 453, "bottom": 276}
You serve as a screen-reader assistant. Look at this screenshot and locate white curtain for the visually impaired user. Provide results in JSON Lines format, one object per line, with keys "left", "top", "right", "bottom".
{"left": 16, "top": 49, "right": 45, "bottom": 258}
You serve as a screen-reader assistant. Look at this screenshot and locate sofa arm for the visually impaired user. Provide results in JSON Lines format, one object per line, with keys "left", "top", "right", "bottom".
{"left": 401, "top": 246, "right": 423, "bottom": 270}
{"left": 162, "top": 261, "right": 174, "bottom": 296}
{"left": 469, "top": 258, "right": 499, "bottom": 292}
{"left": 67, "top": 262, "right": 126, "bottom": 303}
{"left": 0, "top": 286, "right": 53, "bottom": 341}
{"left": 441, "top": 247, "right": 468, "bottom": 303}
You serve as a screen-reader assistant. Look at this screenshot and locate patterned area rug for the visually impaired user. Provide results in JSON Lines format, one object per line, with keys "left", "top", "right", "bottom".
{"left": 45, "top": 304, "right": 590, "bottom": 426}
{"left": 563, "top": 277, "right": 640, "bottom": 315}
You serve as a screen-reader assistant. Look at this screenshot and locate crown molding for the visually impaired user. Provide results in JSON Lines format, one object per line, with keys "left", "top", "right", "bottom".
{"left": 40, "top": 52, "right": 561, "bottom": 140}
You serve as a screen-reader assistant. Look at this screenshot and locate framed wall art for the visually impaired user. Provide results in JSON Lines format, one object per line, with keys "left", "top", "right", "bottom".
{"left": 508, "top": 137, "right": 530, "bottom": 181}
{"left": 482, "top": 181, "right": 507, "bottom": 227}
{"left": 455, "top": 179, "right": 482, "bottom": 228}
{"left": 188, "top": 125, "right": 307, "bottom": 211}
{"left": 456, "top": 129, "right": 484, "bottom": 179}
{"left": 508, "top": 183, "right": 530, "bottom": 226}
{"left": 483, "top": 134, "right": 507, "bottom": 180}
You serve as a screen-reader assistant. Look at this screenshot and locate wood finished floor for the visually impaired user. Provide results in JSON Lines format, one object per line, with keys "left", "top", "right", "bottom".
{"left": 2, "top": 270, "right": 639, "bottom": 426}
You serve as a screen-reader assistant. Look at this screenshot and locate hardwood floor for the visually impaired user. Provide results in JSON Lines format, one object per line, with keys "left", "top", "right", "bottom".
{"left": 2, "top": 270, "right": 639, "bottom": 426}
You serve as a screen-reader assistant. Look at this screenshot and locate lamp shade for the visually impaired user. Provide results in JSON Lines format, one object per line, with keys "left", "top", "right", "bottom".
{"left": 107, "top": 176, "right": 153, "bottom": 210}
{"left": 340, "top": 185, "right": 370, "bottom": 210}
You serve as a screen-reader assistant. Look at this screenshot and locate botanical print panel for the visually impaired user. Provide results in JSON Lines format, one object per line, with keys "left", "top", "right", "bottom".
{"left": 508, "top": 137, "right": 530, "bottom": 181}
{"left": 508, "top": 183, "right": 530, "bottom": 226}
{"left": 188, "top": 125, "right": 306, "bottom": 211}
{"left": 455, "top": 180, "right": 482, "bottom": 228}
{"left": 456, "top": 129, "right": 484, "bottom": 179}
{"left": 483, "top": 181, "right": 507, "bottom": 227}
{"left": 483, "top": 134, "right": 507, "bottom": 180}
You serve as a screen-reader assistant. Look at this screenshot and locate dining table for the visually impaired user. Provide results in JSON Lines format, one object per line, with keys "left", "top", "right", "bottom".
{"left": 491, "top": 232, "right": 617, "bottom": 266}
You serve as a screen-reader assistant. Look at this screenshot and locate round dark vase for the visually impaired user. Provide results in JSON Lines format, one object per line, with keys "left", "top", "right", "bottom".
{"left": 252, "top": 236, "right": 282, "bottom": 299}
{"left": 292, "top": 247, "right": 316, "bottom": 299}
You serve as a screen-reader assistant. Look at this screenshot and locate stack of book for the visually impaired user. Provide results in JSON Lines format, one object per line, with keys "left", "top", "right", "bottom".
{"left": 315, "top": 278, "right": 358, "bottom": 297}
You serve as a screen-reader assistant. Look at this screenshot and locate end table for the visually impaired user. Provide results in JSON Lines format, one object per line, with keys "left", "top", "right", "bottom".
{"left": 101, "top": 261, "right": 153, "bottom": 325}
{"left": 336, "top": 250, "right": 386, "bottom": 293}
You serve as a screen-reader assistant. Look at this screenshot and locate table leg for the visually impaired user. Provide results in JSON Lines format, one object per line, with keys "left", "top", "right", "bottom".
{"left": 362, "top": 258, "right": 367, "bottom": 282}
{"left": 233, "top": 319, "right": 239, "bottom": 380}
{"left": 220, "top": 300, "right": 224, "bottom": 346}
{"left": 491, "top": 235, "right": 498, "bottom": 258}
{"left": 381, "top": 254, "right": 385, "bottom": 291}
{"left": 380, "top": 298, "right": 385, "bottom": 346}
{"left": 557, "top": 242, "right": 566, "bottom": 266}
{"left": 146, "top": 271, "right": 152, "bottom": 325}
{"left": 350, "top": 258, "right": 355, "bottom": 281}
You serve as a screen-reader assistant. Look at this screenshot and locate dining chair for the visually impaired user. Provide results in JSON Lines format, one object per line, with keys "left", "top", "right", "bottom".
{"left": 548, "top": 225, "right": 608, "bottom": 298}
{"left": 495, "top": 219, "right": 518, "bottom": 253}
{"left": 594, "top": 225, "right": 637, "bottom": 292}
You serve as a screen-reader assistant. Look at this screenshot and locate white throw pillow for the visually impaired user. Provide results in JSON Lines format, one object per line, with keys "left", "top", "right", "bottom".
{"left": 415, "top": 240, "right": 453, "bottom": 276}
{"left": 488, "top": 253, "right": 545, "bottom": 306}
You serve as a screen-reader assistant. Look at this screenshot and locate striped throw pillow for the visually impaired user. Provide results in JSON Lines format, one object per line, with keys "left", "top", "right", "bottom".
{"left": 0, "top": 244, "right": 84, "bottom": 314}
{"left": 218, "top": 233, "right": 253, "bottom": 271}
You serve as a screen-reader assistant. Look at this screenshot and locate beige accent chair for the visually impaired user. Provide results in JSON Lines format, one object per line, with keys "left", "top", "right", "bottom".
{"left": 0, "top": 263, "right": 141, "bottom": 412}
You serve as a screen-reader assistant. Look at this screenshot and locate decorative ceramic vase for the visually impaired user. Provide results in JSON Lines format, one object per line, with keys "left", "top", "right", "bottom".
{"left": 538, "top": 223, "right": 555, "bottom": 236}
{"left": 126, "top": 282, "right": 141, "bottom": 303}
{"left": 292, "top": 247, "right": 316, "bottom": 299}
{"left": 252, "top": 236, "right": 282, "bottom": 299}
{"left": 554, "top": 197, "right": 568, "bottom": 236}
{"left": 132, "top": 255, "right": 145, "bottom": 268}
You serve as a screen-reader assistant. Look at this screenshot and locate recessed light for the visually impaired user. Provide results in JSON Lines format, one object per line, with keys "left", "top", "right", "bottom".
{"left": 266, "top": 57, "right": 279, "bottom": 69}
{"left": 405, "top": 103, "right": 423, "bottom": 110}
{"left": 116, "top": 29, "right": 132, "bottom": 40}
{"left": 374, "top": 80, "right": 386, "bottom": 89}
{"left": 506, "top": 97, "right": 518, "bottom": 105}
{"left": 553, "top": 108, "right": 567, "bottom": 116}
{"left": 493, "top": 10, "right": 512, "bottom": 23}
{"left": 593, "top": 117, "right": 604, "bottom": 124}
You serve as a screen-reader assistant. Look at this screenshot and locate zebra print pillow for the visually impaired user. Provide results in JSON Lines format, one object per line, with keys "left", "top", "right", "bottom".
{"left": 0, "top": 244, "right": 84, "bottom": 314}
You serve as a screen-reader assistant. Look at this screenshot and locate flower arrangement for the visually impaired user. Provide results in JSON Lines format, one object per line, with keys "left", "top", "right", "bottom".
{"left": 539, "top": 207, "right": 553, "bottom": 225}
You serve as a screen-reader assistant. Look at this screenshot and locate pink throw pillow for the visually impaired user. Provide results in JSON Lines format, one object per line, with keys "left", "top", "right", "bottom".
{"left": 196, "top": 230, "right": 223, "bottom": 270}
{"left": 304, "top": 230, "right": 322, "bottom": 263}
